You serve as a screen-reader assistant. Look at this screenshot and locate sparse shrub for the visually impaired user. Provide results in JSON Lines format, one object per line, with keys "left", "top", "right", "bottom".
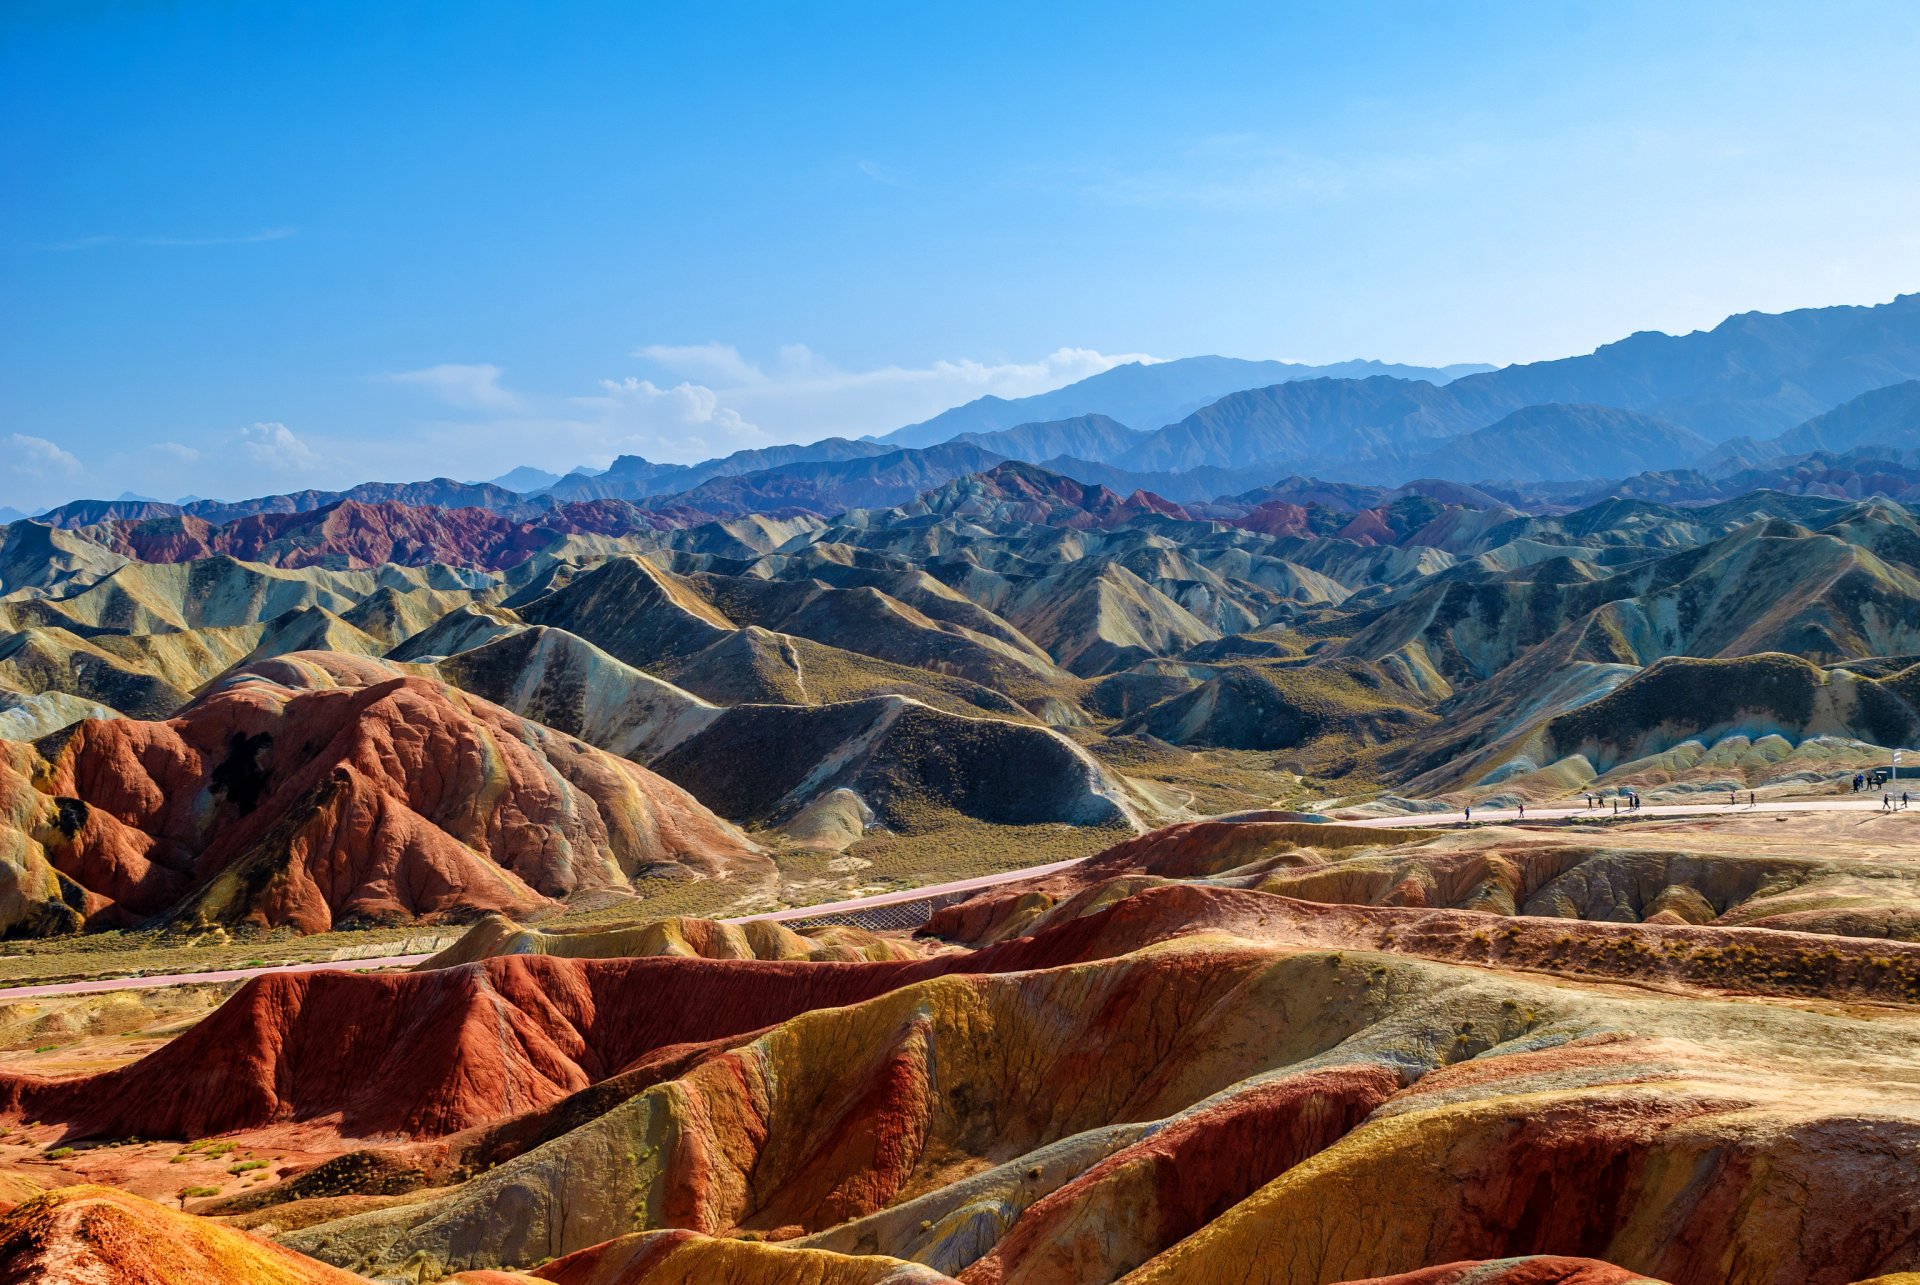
{"left": 45, "top": 1146, "right": 74, "bottom": 1159}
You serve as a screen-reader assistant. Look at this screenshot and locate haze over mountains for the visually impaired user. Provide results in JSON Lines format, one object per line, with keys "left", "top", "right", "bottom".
{"left": 871, "top": 354, "right": 1497, "bottom": 449}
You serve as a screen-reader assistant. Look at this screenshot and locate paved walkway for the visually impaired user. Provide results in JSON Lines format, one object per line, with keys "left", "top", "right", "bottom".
{"left": 0, "top": 954, "right": 436, "bottom": 1001}
{"left": 1, "top": 797, "right": 1901, "bottom": 1001}
{"left": 0, "top": 859, "right": 1096, "bottom": 1001}
{"left": 1359, "top": 797, "right": 1908, "bottom": 827}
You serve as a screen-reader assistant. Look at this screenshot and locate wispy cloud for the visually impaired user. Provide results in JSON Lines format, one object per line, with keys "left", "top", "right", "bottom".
{"left": 356, "top": 344, "right": 1160, "bottom": 479}
{"left": 633, "top": 343, "right": 1157, "bottom": 405}
{"left": 855, "top": 158, "right": 908, "bottom": 187}
{"left": 1057, "top": 132, "right": 1494, "bottom": 212}
{"left": 49, "top": 226, "right": 297, "bottom": 251}
{"left": 4, "top": 433, "right": 82, "bottom": 477}
{"left": 0, "top": 433, "right": 87, "bottom": 513}
{"left": 383, "top": 363, "right": 524, "bottom": 410}
{"left": 632, "top": 344, "right": 763, "bottom": 386}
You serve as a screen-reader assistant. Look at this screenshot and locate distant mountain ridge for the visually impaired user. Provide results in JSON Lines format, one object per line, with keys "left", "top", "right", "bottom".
{"left": 637, "top": 442, "right": 1009, "bottom": 520}
{"left": 950, "top": 413, "right": 1146, "bottom": 464}
{"left": 874, "top": 354, "right": 1496, "bottom": 448}
{"left": 1382, "top": 404, "right": 1714, "bottom": 484}
{"left": 33, "top": 478, "right": 532, "bottom": 529}
{"left": 1700, "top": 380, "right": 1920, "bottom": 475}
{"left": 540, "top": 437, "right": 896, "bottom": 502}
{"left": 16, "top": 292, "right": 1920, "bottom": 529}
{"left": 1108, "top": 293, "right": 1920, "bottom": 475}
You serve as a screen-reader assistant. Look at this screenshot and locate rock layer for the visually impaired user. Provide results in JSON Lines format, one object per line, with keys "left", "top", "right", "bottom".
{"left": 0, "top": 653, "right": 766, "bottom": 934}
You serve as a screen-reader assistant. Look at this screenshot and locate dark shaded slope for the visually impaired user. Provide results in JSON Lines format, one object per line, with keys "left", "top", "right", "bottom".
{"left": 650, "top": 696, "right": 1136, "bottom": 830}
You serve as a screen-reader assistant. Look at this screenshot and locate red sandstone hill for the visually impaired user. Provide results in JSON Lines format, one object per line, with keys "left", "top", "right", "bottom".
{"left": 94, "top": 500, "right": 581, "bottom": 571}
{"left": 1227, "top": 498, "right": 1318, "bottom": 536}
{"left": 0, "top": 1181, "right": 1669, "bottom": 1285}
{"left": 6, "top": 654, "right": 767, "bottom": 934}
{"left": 0, "top": 1183, "right": 1677, "bottom": 1285}
{"left": 83, "top": 497, "right": 783, "bottom": 571}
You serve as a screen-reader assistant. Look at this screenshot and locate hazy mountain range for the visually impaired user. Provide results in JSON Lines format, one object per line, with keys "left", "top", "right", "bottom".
{"left": 872, "top": 354, "right": 1496, "bottom": 448}
{"left": 17, "top": 292, "right": 1920, "bottom": 536}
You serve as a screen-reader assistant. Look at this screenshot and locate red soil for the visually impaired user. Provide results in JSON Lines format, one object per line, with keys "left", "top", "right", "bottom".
{"left": 1336, "top": 1262, "right": 1656, "bottom": 1285}
{"left": 1229, "top": 500, "right": 1316, "bottom": 537}
{"left": 101, "top": 500, "right": 570, "bottom": 571}
{"left": 959, "top": 1063, "right": 1402, "bottom": 1284}
{"left": 35, "top": 663, "right": 765, "bottom": 932}
{"left": 0, "top": 1184, "right": 366, "bottom": 1284}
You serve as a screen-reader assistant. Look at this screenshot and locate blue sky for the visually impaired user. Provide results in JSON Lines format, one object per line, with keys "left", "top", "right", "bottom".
{"left": 4, "top": 0, "right": 1919, "bottom": 510}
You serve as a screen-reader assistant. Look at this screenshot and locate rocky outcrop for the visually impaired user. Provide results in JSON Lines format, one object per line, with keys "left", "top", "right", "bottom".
{"left": 650, "top": 696, "right": 1139, "bottom": 831}
{"left": 93, "top": 499, "right": 576, "bottom": 571}
{"left": 0, "top": 1185, "right": 370, "bottom": 1284}
{"left": 0, "top": 653, "right": 766, "bottom": 935}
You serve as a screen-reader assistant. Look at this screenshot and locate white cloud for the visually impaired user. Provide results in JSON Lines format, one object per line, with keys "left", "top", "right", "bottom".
{"left": 235, "top": 422, "right": 324, "bottom": 472}
{"left": 572, "top": 378, "right": 769, "bottom": 459}
{"left": 632, "top": 344, "right": 764, "bottom": 386}
{"left": 0, "top": 434, "right": 87, "bottom": 514}
{"left": 346, "top": 344, "right": 1160, "bottom": 482}
{"left": 384, "top": 363, "right": 524, "bottom": 410}
{"left": 150, "top": 441, "right": 200, "bottom": 464}
{"left": 5, "top": 433, "right": 83, "bottom": 478}
{"left": 49, "top": 227, "right": 297, "bottom": 251}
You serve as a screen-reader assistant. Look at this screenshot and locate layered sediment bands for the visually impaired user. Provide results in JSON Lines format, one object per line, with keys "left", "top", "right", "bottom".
{"left": 94, "top": 499, "right": 570, "bottom": 571}
{"left": 253, "top": 893, "right": 1920, "bottom": 1281}
{"left": 1119, "top": 1042, "right": 1920, "bottom": 1283}
{"left": 521, "top": 1228, "right": 957, "bottom": 1284}
{"left": 1330, "top": 1263, "right": 1661, "bottom": 1285}
{"left": 420, "top": 912, "right": 921, "bottom": 969}
{"left": 926, "top": 817, "right": 1920, "bottom": 947}
{"left": 0, "top": 1185, "right": 369, "bottom": 1284}
{"left": 10, "top": 820, "right": 1920, "bottom": 1282}
{"left": 0, "top": 741, "right": 103, "bottom": 938}
{"left": 282, "top": 945, "right": 1427, "bottom": 1275}
{"left": 0, "top": 903, "right": 1250, "bottom": 1145}
{"left": 0, "top": 954, "right": 921, "bottom": 1141}
{"left": 953, "top": 1063, "right": 1400, "bottom": 1284}
{"left": 5, "top": 654, "right": 766, "bottom": 932}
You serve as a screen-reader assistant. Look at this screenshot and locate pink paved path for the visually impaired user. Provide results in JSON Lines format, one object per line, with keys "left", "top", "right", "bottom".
{"left": 1, "top": 797, "right": 1900, "bottom": 1001}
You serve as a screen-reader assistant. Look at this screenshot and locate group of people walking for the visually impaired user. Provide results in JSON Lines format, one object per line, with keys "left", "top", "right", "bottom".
{"left": 1454, "top": 774, "right": 1920, "bottom": 824}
